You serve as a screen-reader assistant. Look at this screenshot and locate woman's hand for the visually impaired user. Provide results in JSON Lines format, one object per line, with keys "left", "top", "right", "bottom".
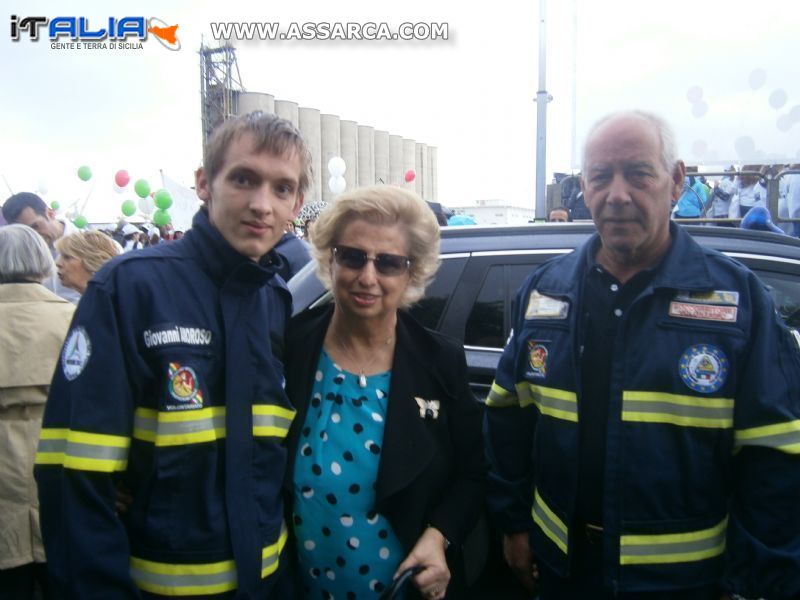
{"left": 394, "top": 526, "right": 451, "bottom": 599}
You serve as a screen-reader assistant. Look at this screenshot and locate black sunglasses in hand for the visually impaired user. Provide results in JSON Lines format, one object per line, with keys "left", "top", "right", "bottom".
{"left": 332, "top": 245, "right": 411, "bottom": 276}
{"left": 379, "top": 565, "right": 425, "bottom": 600}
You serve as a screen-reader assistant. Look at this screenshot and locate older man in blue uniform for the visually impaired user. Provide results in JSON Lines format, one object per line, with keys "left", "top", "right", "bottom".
{"left": 34, "top": 112, "right": 309, "bottom": 598}
{"left": 485, "top": 111, "right": 800, "bottom": 599}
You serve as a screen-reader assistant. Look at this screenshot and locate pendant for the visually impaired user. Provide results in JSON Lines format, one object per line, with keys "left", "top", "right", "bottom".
{"left": 358, "top": 372, "right": 367, "bottom": 388}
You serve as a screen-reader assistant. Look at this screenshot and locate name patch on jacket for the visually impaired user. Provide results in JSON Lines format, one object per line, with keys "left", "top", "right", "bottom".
{"left": 143, "top": 325, "right": 213, "bottom": 349}
{"left": 525, "top": 291, "right": 569, "bottom": 319}
{"left": 669, "top": 290, "right": 739, "bottom": 323}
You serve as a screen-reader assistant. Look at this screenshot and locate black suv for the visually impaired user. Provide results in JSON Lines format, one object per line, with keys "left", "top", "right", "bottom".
{"left": 289, "top": 223, "right": 800, "bottom": 402}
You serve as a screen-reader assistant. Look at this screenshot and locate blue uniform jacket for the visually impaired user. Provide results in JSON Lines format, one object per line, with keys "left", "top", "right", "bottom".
{"left": 34, "top": 210, "right": 295, "bottom": 598}
{"left": 485, "top": 224, "right": 800, "bottom": 598}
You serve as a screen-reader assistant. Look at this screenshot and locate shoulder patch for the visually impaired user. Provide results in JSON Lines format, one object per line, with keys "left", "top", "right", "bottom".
{"left": 61, "top": 326, "right": 92, "bottom": 381}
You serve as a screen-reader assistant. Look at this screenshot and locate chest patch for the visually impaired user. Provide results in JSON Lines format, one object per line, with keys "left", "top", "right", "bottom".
{"left": 525, "top": 290, "right": 569, "bottom": 319}
{"left": 167, "top": 363, "right": 203, "bottom": 410}
{"left": 528, "top": 342, "right": 548, "bottom": 378}
{"left": 678, "top": 345, "right": 729, "bottom": 394}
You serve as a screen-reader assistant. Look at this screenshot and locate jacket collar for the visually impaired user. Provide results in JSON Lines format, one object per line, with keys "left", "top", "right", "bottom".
{"left": 537, "top": 222, "right": 713, "bottom": 295}
{"left": 0, "top": 282, "right": 72, "bottom": 304}
{"left": 183, "top": 208, "right": 286, "bottom": 293}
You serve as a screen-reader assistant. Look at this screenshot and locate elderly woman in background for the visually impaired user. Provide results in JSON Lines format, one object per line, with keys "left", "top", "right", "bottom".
{"left": 285, "top": 186, "right": 486, "bottom": 599}
{"left": 54, "top": 229, "right": 120, "bottom": 295}
{"left": 0, "top": 225, "right": 75, "bottom": 598}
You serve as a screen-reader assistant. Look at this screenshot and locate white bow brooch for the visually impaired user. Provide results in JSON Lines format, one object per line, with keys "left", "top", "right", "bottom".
{"left": 415, "top": 397, "right": 440, "bottom": 420}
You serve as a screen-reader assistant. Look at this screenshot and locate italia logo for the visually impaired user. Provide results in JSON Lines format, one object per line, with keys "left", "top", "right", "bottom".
{"left": 10, "top": 15, "right": 180, "bottom": 50}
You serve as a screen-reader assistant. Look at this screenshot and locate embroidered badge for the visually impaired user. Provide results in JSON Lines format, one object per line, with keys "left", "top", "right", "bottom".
{"left": 678, "top": 345, "right": 729, "bottom": 394}
{"left": 528, "top": 342, "right": 548, "bottom": 378}
{"left": 525, "top": 290, "right": 569, "bottom": 320}
{"left": 669, "top": 301, "right": 738, "bottom": 323}
{"left": 415, "top": 397, "right": 440, "bottom": 420}
{"left": 61, "top": 326, "right": 91, "bottom": 381}
{"left": 167, "top": 363, "right": 203, "bottom": 410}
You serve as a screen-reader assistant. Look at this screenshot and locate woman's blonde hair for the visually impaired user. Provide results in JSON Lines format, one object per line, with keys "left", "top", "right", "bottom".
{"left": 311, "top": 185, "right": 440, "bottom": 308}
{"left": 55, "top": 230, "right": 120, "bottom": 275}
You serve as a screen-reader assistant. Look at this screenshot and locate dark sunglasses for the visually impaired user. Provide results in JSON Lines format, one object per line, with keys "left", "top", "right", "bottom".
{"left": 332, "top": 245, "right": 411, "bottom": 276}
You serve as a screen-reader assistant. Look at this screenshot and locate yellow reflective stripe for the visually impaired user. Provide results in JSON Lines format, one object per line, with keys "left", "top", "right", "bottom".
{"left": 130, "top": 521, "right": 288, "bottom": 595}
{"left": 735, "top": 419, "right": 800, "bottom": 454}
{"left": 133, "top": 407, "right": 226, "bottom": 447}
{"left": 531, "top": 489, "right": 568, "bottom": 554}
{"left": 486, "top": 382, "right": 517, "bottom": 407}
{"left": 622, "top": 391, "right": 734, "bottom": 429}
{"left": 35, "top": 428, "right": 129, "bottom": 472}
{"left": 620, "top": 518, "right": 727, "bottom": 565}
{"left": 525, "top": 384, "right": 578, "bottom": 422}
{"left": 261, "top": 521, "right": 289, "bottom": 577}
{"left": 252, "top": 404, "right": 295, "bottom": 439}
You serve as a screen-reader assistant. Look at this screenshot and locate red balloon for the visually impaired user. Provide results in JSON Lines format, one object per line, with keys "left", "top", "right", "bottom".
{"left": 404, "top": 169, "right": 416, "bottom": 183}
{"left": 115, "top": 170, "right": 130, "bottom": 188}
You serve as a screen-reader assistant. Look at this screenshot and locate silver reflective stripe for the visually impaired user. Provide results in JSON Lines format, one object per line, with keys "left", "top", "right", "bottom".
{"left": 155, "top": 413, "right": 226, "bottom": 436}
{"left": 36, "top": 438, "right": 67, "bottom": 453}
{"left": 531, "top": 490, "right": 568, "bottom": 554}
{"left": 624, "top": 400, "right": 733, "bottom": 421}
{"left": 735, "top": 420, "right": 800, "bottom": 454}
{"left": 252, "top": 413, "right": 293, "bottom": 432}
{"left": 66, "top": 441, "right": 128, "bottom": 462}
{"left": 620, "top": 519, "right": 727, "bottom": 565}
{"left": 622, "top": 391, "right": 733, "bottom": 428}
{"left": 130, "top": 566, "right": 236, "bottom": 592}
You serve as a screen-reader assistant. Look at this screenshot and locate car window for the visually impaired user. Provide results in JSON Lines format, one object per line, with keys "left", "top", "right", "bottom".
{"left": 409, "top": 256, "right": 467, "bottom": 331}
{"left": 757, "top": 271, "right": 800, "bottom": 329}
{"left": 464, "top": 264, "right": 539, "bottom": 349}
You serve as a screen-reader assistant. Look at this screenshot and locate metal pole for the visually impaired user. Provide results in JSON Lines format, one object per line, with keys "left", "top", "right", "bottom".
{"left": 534, "top": 0, "right": 551, "bottom": 220}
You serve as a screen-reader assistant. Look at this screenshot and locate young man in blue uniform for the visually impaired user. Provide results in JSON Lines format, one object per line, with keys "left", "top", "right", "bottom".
{"left": 485, "top": 111, "right": 800, "bottom": 599}
{"left": 34, "top": 112, "right": 309, "bottom": 598}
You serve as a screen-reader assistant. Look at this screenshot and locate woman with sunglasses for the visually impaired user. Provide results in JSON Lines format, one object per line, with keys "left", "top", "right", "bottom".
{"left": 284, "top": 185, "right": 486, "bottom": 600}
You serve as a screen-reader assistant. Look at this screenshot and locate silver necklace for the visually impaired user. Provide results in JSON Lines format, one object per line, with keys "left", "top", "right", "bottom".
{"left": 337, "top": 335, "right": 392, "bottom": 388}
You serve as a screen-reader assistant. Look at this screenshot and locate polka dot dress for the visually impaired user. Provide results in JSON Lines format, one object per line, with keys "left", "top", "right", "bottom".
{"left": 293, "top": 350, "right": 405, "bottom": 599}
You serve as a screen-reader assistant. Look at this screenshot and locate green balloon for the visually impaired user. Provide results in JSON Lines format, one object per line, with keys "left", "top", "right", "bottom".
{"left": 50, "top": 201, "right": 60, "bottom": 211}
{"left": 74, "top": 215, "right": 88, "bottom": 229}
{"left": 77, "top": 166, "right": 92, "bottom": 181}
{"left": 153, "top": 209, "right": 171, "bottom": 227}
{"left": 134, "top": 179, "right": 151, "bottom": 198}
{"left": 154, "top": 189, "right": 173, "bottom": 210}
{"left": 121, "top": 199, "right": 137, "bottom": 217}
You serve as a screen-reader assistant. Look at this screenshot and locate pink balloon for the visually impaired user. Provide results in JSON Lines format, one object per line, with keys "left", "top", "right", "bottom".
{"left": 115, "top": 170, "right": 130, "bottom": 188}
{"left": 404, "top": 169, "right": 416, "bottom": 183}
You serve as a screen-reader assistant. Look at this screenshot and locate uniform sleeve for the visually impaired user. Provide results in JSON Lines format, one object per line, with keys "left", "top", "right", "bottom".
{"left": 721, "top": 275, "right": 800, "bottom": 600}
{"left": 483, "top": 283, "right": 538, "bottom": 534}
{"left": 34, "top": 282, "right": 141, "bottom": 598}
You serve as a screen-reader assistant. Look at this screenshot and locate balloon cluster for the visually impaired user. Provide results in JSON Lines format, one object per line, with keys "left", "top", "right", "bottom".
{"left": 64, "top": 165, "right": 174, "bottom": 229}
{"left": 328, "top": 157, "right": 346, "bottom": 195}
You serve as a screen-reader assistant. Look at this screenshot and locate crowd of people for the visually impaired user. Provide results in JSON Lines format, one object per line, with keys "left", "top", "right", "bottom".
{"left": 1, "top": 110, "right": 799, "bottom": 600}
{"left": 557, "top": 163, "right": 800, "bottom": 235}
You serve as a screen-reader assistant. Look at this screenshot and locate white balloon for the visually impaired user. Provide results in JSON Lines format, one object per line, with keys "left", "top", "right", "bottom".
{"left": 327, "top": 156, "right": 346, "bottom": 177}
{"left": 138, "top": 196, "right": 154, "bottom": 214}
{"left": 37, "top": 180, "right": 48, "bottom": 196}
{"left": 113, "top": 183, "right": 125, "bottom": 194}
{"left": 328, "top": 175, "right": 346, "bottom": 195}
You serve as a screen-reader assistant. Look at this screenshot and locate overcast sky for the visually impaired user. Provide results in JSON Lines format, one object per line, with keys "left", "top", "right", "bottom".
{"left": 1, "top": 0, "right": 797, "bottom": 222}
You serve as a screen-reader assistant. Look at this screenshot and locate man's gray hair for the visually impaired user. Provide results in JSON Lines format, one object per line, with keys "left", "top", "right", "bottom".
{"left": 582, "top": 110, "right": 679, "bottom": 172}
{"left": 0, "top": 223, "right": 55, "bottom": 283}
